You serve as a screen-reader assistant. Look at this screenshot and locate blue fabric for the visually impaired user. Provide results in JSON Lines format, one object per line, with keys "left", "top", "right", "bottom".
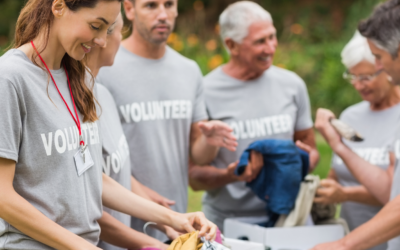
{"left": 235, "top": 139, "right": 309, "bottom": 227}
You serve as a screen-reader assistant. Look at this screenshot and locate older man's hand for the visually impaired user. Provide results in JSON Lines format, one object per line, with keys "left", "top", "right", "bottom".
{"left": 198, "top": 120, "right": 238, "bottom": 151}
{"left": 225, "top": 151, "right": 263, "bottom": 183}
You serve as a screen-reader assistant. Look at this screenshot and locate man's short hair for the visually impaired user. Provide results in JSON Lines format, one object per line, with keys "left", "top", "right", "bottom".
{"left": 341, "top": 31, "right": 375, "bottom": 69}
{"left": 219, "top": 1, "right": 273, "bottom": 45}
{"left": 358, "top": 0, "right": 400, "bottom": 58}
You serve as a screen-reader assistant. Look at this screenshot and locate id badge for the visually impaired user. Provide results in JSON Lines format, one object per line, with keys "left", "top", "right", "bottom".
{"left": 74, "top": 148, "right": 94, "bottom": 176}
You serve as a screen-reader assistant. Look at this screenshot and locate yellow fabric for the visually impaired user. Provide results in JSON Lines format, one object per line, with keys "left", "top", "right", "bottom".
{"left": 167, "top": 231, "right": 204, "bottom": 250}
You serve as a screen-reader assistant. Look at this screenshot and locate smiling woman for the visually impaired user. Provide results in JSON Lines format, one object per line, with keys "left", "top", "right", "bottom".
{"left": 14, "top": 0, "right": 122, "bottom": 122}
{"left": 0, "top": 0, "right": 122, "bottom": 249}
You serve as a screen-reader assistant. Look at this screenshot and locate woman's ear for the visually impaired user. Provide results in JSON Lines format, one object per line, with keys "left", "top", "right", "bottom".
{"left": 52, "top": 0, "right": 66, "bottom": 18}
{"left": 124, "top": 0, "right": 135, "bottom": 22}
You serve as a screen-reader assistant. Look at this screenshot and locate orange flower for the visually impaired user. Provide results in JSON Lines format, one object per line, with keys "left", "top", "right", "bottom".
{"left": 206, "top": 39, "right": 218, "bottom": 51}
{"left": 208, "top": 54, "right": 224, "bottom": 70}
{"left": 187, "top": 34, "right": 199, "bottom": 47}
{"left": 172, "top": 40, "right": 184, "bottom": 52}
{"left": 290, "top": 24, "right": 303, "bottom": 35}
{"left": 167, "top": 33, "right": 179, "bottom": 44}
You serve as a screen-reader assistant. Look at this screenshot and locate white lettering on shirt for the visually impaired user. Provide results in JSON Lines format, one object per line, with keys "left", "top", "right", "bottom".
{"left": 102, "top": 135, "right": 130, "bottom": 176}
{"left": 40, "top": 122, "right": 100, "bottom": 156}
{"left": 41, "top": 132, "right": 53, "bottom": 156}
{"left": 230, "top": 114, "right": 293, "bottom": 140}
{"left": 120, "top": 100, "right": 192, "bottom": 123}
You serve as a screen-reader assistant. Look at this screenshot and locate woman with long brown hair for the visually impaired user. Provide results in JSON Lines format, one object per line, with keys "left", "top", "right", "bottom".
{"left": 0, "top": 0, "right": 216, "bottom": 249}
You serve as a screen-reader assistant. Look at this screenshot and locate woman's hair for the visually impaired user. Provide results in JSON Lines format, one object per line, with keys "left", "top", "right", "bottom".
{"left": 219, "top": 1, "right": 272, "bottom": 49}
{"left": 341, "top": 31, "right": 375, "bottom": 69}
{"left": 14, "top": 0, "right": 122, "bottom": 122}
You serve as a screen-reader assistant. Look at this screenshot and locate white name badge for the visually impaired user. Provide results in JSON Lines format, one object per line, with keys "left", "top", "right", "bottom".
{"left": 74, "top": 148, "right": 94, "bottom": 176}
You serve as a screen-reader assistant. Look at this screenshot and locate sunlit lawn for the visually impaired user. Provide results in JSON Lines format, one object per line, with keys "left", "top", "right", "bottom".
{"left": 187, "top": 132, "right": 333, "bottom": 213}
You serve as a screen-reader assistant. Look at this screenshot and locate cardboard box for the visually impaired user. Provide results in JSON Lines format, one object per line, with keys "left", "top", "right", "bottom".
{"left": 224, "top": 238, "right": 265, "bottom": 250}
{"left": 224, "top": 216, "right": 345, "bottom": 250}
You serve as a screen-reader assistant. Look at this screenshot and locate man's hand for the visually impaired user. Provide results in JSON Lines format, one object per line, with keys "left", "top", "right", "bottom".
{"left": 242, "top": 151, "right": 264, "bottom": 182}
{"left": 315, "top": 108, "right": 343, "bottom": 151}
{"left": 296, "top": 140, "right": 319, "bottom": 171}
{"left": 314, "top": 179, "right": 347, "bottom": 205}
{"left": 225, "top": 151, "right": 264, "bottom": 183}
{"left": 198, "top": 121, "right": 238, "bottom": 151}
{"left": 225, "top": 161, "right": 239, "bottom": 180}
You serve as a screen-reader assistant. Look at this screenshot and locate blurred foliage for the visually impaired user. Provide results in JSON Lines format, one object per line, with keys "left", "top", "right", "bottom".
{"left": 0, "top": 0, "right": 384, "bottom": 116}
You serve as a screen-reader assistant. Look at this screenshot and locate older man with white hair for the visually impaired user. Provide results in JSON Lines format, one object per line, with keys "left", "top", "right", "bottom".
{"left": 189, "top": 1, "right": 319, "bottom": 230}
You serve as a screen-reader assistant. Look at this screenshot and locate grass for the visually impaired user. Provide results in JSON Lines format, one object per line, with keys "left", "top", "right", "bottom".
{"left": 187, "top": 132, "right": 333, "bottom": 213}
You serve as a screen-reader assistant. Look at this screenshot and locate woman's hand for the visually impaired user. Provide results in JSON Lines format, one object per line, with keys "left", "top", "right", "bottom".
{"left": 164, "top": 225, "right": 181, "bottom": 240}
{"left": 315, "top": 108, "right": 344, "bottom": 152}
{"left": 145, "top": 188, "right": 176, "bottom": 209}
{"left": 310, "top": 240, "right": 349, "bottom": 250}
{"left": 170, "top": 211, "right": 217, "bottom": 241}
{"left": 314, "top": 179, "right": 347, "bottom": 204}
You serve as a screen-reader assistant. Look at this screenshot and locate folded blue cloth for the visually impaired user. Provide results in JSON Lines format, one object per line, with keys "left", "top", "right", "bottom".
{"left": 235, "top": 139, "right": 309, "bottom": 227}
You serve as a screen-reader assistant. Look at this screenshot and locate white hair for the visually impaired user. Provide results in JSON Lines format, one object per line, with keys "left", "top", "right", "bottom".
{"left": 341, "top": 31, "right": 376, "bottom": 69}
{"left": 219, "top": 1, "right": 273, "bottom": 45}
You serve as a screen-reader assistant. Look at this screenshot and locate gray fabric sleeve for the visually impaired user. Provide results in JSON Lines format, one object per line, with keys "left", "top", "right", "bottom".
{"left": 294, "top": 77, "right": 313, "bottom": 131}
{"left": 331, "top": 152, "right": 339, "bottom": 169}
{"left": 0, "top": 79, "right": 22, "bottom": 162}
{"left": 192, "top": 66, "right": 209, "bottom": 123}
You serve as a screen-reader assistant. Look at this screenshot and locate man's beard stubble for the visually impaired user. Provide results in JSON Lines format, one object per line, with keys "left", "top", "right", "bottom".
{"left": 135, "top": 19, "right": 173, "bottom": 45}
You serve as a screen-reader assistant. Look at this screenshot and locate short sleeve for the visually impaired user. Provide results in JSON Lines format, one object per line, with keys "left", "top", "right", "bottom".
{"left": 0, "top": 79, "right": 22, "bottom": 162}
{"left": 191, "top": 66, "right": 209, "bottom": 123}
{"left": 330, "top": 152, "right": 342, "bottom": 170}
{"left": 294, "top": 77, "right": 313, "bottom": 131}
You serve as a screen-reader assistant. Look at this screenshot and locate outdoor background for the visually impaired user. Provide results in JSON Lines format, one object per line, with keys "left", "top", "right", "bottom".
{"left": 0, "top": 0, "right": 383, "bottom": 212}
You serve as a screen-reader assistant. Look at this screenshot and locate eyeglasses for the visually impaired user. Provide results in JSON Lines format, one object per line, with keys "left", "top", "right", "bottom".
{"left": 343, "top": 69, "right": 383, "bottom": 85}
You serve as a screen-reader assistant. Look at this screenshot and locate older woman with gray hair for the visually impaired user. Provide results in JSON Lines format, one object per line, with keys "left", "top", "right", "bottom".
{"left": 313, "top": 31, "right": 400, "bottom": 250}
{"left": 312, "top": 0, "right": 400, "bottom": 249}
{"left": 189, "top": 1, "right": 319, "bottom": 230}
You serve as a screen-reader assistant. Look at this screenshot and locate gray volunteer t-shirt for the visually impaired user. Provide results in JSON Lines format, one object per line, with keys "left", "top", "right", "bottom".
{"left": 0, "top": 49, "right": 103, "bottom": 249}
{"left": 202, "top": 66, "right": 313, "bottom": 229}
{"left": 387, "top": 133, "right": 400, "bottom": 250}
{"left": 97, "top": 46, "right": 208, "bottom": 240}
{"left": 331, "top": 101, "right": 400, "bottom": 250}
{"left": 96, "top": 84, "right": 132, "bottom": 250}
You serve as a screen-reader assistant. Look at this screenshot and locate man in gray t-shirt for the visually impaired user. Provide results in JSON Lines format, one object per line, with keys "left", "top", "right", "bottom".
{"left": 189, "top": 2, "right": 319, "bottom": 230}
{"left": 97, "top": 0, "right": 236, "bottom": 241}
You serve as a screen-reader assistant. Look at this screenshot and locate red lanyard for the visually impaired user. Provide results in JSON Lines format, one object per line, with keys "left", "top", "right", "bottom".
{"left": 31, "top": 41, "right": 85, "bottom": 147}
